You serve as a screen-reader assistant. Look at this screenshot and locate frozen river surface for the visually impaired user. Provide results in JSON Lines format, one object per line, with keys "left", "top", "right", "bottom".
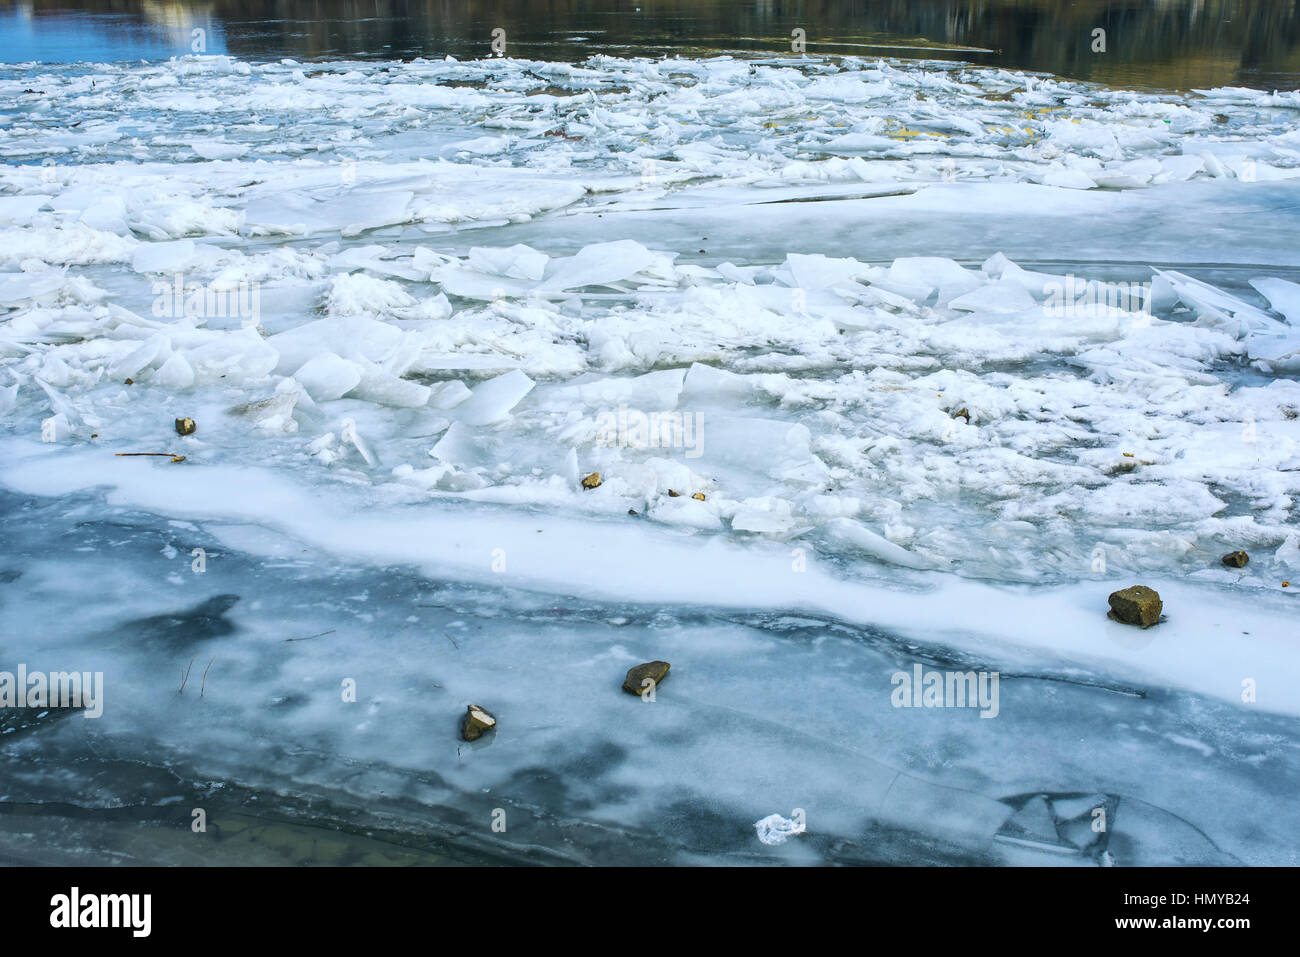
{"left": 2, "top": 52, "right": 1299, "bottom": 865}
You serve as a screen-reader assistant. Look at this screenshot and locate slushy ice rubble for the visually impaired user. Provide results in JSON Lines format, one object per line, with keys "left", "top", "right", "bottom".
{"left": 1, "top": 53, "right": 1298, "bottom": 865}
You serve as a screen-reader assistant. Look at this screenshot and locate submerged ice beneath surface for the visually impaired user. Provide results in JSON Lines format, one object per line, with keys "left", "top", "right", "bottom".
{"left": 2, "top": 52, "right": 1299, "bottom": 865}
{"left": 1, "top": 490, "right": 1295, "bottom": 865}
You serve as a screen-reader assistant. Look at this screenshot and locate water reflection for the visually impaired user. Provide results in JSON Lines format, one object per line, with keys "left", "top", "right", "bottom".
{"left": 0, "top": 0, "right": 1297, "bottom": 91}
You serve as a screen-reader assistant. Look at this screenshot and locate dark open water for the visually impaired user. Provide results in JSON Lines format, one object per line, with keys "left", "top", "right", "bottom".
{"left": 1, "top": 0, "right": 1298, "bottom": 91}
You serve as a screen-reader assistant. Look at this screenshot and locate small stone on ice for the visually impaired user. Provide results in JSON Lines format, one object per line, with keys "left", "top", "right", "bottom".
{"left": 581, "top": 471, "right": 602, "bottom": 490}
{"left": 460, "top": 704, "right": 496, "bottom": 742}
{"left": 692, "top": 492, "right": 706, "bottom": 500}
{"left": 175, "top": 417, "right": 196, "bottom": 436}
{"left": 1107, "top": 585, "right": 1162, "bottom": 628}
{"left": 1222, "top": 550, "right": 1249, "bottom": 568}
{"left": 623, "top": 660, "right": 670, "bottom": 695}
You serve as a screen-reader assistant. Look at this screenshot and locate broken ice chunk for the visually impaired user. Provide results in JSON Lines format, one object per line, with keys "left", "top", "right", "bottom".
{"left": 980, "top": 253, "right": 1062, "bottom": 301}
{"left": 37, "top": 354, "right": 73, "bottom": 388}
{"left": 887, "top": 257, "right": 981, "bottom": 302}
{"left": 754, "top": 812, "right": 806, "bottom": 846}
{"left": 1058, "top": 816, "right": 1106, "bottom": 851}
{"left": 153, "top": 352, "right": 196, "bottom": 390}
{"left": 947, "top": 281, "right": 1038, "bottom": 314}
{"left": 1050, "top": 793, "right": 1112, "bottom": 821}
{"left": 651, "top": 495, "right": 722, "bottom": 530}
{"left": 716, "top": 262, "right": 761, "bottom": 285}
{"left": 428, "top": 380, "right": 473, "bottom": 410}
{"left": 784, "top": 253, "right": 869, "bottom": 291}
{"left": 107, "top": 335, "right": 170, "bottom": 382}
{"left": 818, "top": 132, "right": 894, "bottom": 154}
{"left": 228, "top": 392, "right": 300, "bottom": 433}
{"left": 1249, "top": 277, "right": 1300, "bottom": 326}
{"left": 450, "top": 136, "right": 511, "bottom": 156}
{"left": 1091, "top": 157, "right": 1161, "bottom": 190}
{"left": 81, "top": 197, "right": 130, "bottom": 234}
{"left": 550, "top": 368, "right": 685, "bottom": 410}
{"left": 999, "top": 795, "right": 1062, "bottom": 845}
{"left": 454, "top": 369, "right": 535, "bottom": 425}
{"left": 0, "top": 195, "right": 49, "bottom": 226}
{"left": 245, "top": 186, "right": 413, "bottom": 237}
{"left": 1246, "top": 332, "right": 1300, "bottom": 372}
{"left": 1275, "top": 533, "right": 1300, "bottom": 572}
{"left": 348, "top": 358, "right": 431, "bottom": 408}
{"left": 292, "top": 353, "right": 363, "bottom": 402}
{"left": 35, "top": 379, "right": 79, "bottom": 423}
{"left": 536, "top": 240, "right": 664, "bottom": 292}
{"left": 40, "top": 412, "right": 73, "bottom": 442}
{"left": 190, "top": 139, "right": 250, "bottom": 161}
{"left": 1158, "top": 155, "right": 1205, "bottom": 182}
{"left": 467, "top": 244, "right": 549, "bottom": 282}
{"left": 0, "top": 269, "right": 67, "bottom": 307}
{"left": 432, "top": 269, "right": 533, "bottom": 301}
{"left": 346, "top": 421, "right": 378, "bottom": 467}
{"left": 428, "top": 422, "right": 494, "bottom": 470}
{"left": 695, "top": 417, "right": 826, "bottom": 487}
{"left": 730, "top": 497, "right": 796, "bottom": 534}
{"left": 1032, "top": 166, "right": 1097, "bottom": 190}
{"left": 325, "top": 272, "right": 416, "bottom": 317}
{"left": 825, "top": 518, "right": 935, "bottom": 570}
{"left": 681, "top": 362, "right": 754, "bottom": 399}
{"left": 131, "top": 239, "right": 197, "bottom": 275}
{"left": 268, "top": 316, "right": 403, "bottom": 374}
{"left": 1155, "top": 268, "right": 1282, "bottom": 336}
{"left": 186, "top": 328, "right": 279, "bottom": 384}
